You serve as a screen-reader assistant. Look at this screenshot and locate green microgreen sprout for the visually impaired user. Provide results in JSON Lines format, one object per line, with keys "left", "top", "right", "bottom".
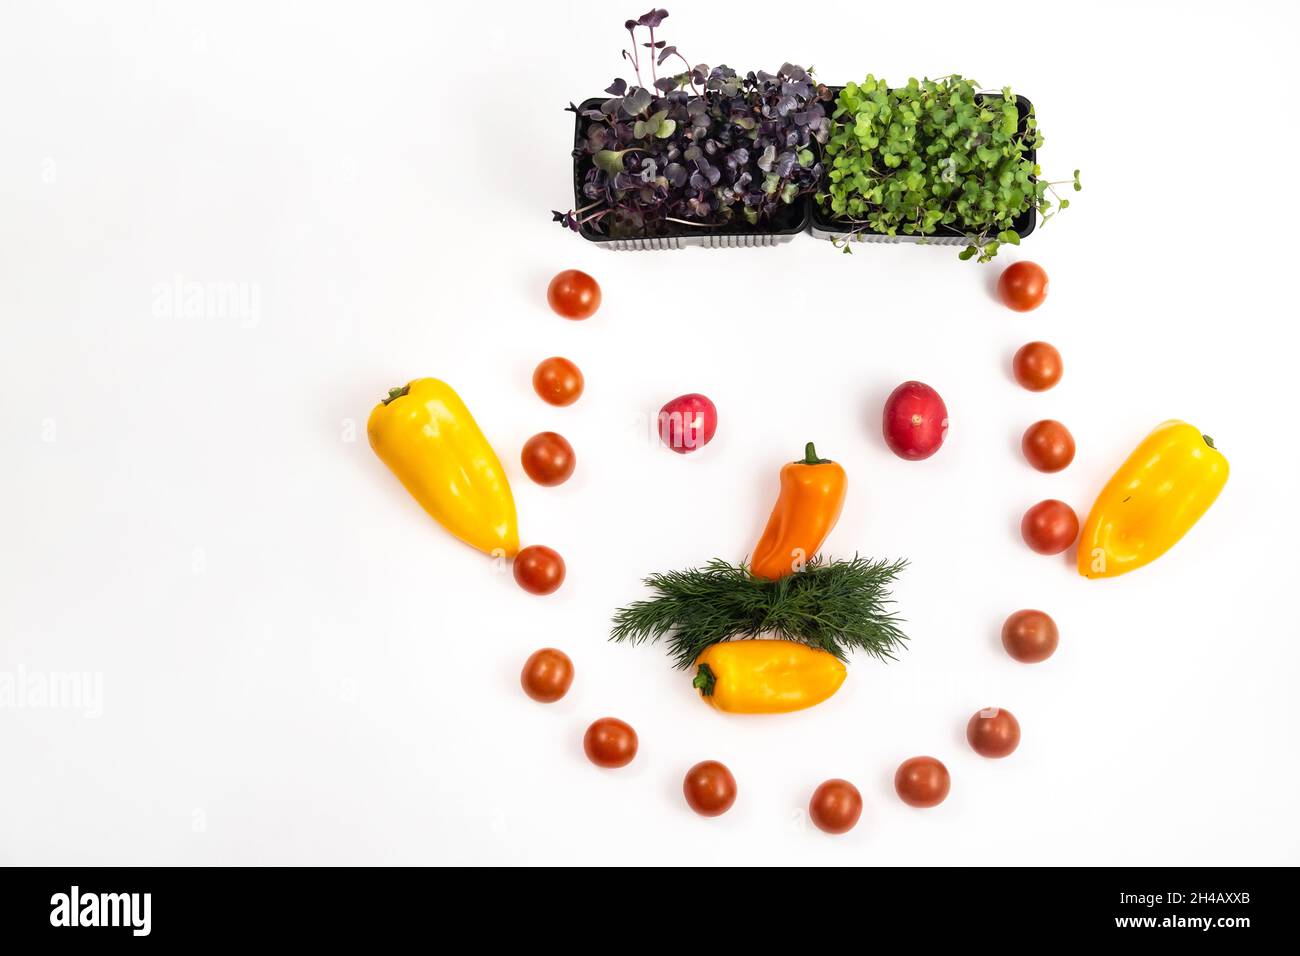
{"left": 817, "top": 75, "right": 1080, "bottom": 261}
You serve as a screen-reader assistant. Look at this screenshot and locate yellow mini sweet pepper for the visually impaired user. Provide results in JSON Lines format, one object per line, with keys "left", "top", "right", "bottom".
{"left": 692, "top": 640, "right": 847, "bottom": 713}
{"left": 1078, "top": 420, "right": 1228, "bottom": 579}
{"left": 368, "top": 378, "right": 519, "bottom": 558}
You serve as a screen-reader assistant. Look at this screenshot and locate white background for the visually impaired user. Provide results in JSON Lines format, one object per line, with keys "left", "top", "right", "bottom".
{"left": 2, "top": 0, "right": 1298, "bottom": 866}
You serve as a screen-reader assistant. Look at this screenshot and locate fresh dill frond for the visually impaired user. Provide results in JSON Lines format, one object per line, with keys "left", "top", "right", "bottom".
{"left": 610, "top": 555, "right": 909, "bottom": 668}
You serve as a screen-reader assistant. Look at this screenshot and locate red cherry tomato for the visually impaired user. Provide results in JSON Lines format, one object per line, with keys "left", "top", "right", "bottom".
{"left": 521, "top": 432, "right": 576, "bottom": 486}
{"left": 894, "top": 756, "right": 951, "bottom": 808}
{"left": 547, "top": 269, "right": 601, "bottom": 320}
{"left": 584, "top": 717, "right": 637, "bottom": 768}
{"left": 683, "top": 761, "right": 737, "bottom": 817}
{"left": 520, "top": 648, "right": 574, "bottom": 702}
{"left": 1001, "top": 609, "right": 1059, "bottom": 663}
{"left": 882, "top": 381, "right": 949, "bottom": 460}
{"left": 1020, "top": 499, "right": 1079, "bottom": 555}
{"left": 1012, "top": 341, "right": 1063, "bottom": 391}
{"left": 658, "top": 393, "right": 718, "bottom": 454}
{"left": 1021, "top": 420, "right": 1075, "bottom": 473}
{"left": 997, "top": 261, "right": 1049, "bottom": 312}
{"left": 513, "top": 545, "right": 566, "bottom": 595}
{"left": 967, "top": 707, "right": 1021, "bottom": 758}
{"left": 532, "top": 357, "right": 584, "bottom": 407}
{"left": 808, "top": 779, "right": 862, "bottom": 834}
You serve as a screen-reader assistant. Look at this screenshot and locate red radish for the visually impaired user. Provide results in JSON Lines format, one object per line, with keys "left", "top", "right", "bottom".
{"left": 882, "top": 381, "right": 949, "bottom": 460}
{"left": 658, "top": 393, "right": 717, "bottom": 454}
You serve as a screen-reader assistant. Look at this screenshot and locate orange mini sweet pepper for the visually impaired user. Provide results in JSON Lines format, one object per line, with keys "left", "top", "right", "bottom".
{"left": 749, "top": 442, "right": 847, "bottom": 579}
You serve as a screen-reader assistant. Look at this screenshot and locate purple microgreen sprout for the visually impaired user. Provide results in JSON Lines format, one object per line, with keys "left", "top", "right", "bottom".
{"left": 554, "top": 10, "right": 828, "bottom": 239}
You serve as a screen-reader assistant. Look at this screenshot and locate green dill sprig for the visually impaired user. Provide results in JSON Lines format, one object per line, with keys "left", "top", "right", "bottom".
{"left": 610, "top": 555, "right": 909, "bottom": 669}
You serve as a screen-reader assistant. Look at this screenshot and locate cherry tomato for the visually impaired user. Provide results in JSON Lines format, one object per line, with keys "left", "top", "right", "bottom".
{"left": 882, "top": 381, "right": 949, "bottom": 460}
{"left": 521, "top": 432, "right": 575, "bottom": 486}
{"left": 967, "top": 707, "right": 1021, "bottom": 758}
{"left": 808, "top": 779, "right": 862, "bottom": 835}
{"left": 658, "top": 393, "right": 718, "bottom": 454}
{"left": 1021, "top": 420, "right": 1075, "bottom": 473}
{"left": 532, "top": 357, "right": 584, "bottom": 407}
{"left": 894, "top": 756, "right": 950, "bottom": 808}
{"left": 547, "top": 269, "right": 601, "bottom": 320}
{"left": 513, "top": 545, "right": 566, "bottom": 595}
{"left": 683, "top": 760, "right": 737, "bottom": 817}
{"left": 520, "top": 648, "right": 574, "bottom": 702}
{"left": 1020, "top": 499, "right": 1079, "bottom": 555}
{"left": 584, "top": 717, "right": 637, "bottom": 768}
{"left": 1001, "top": 609, "right": 1059, "bottom": 663}
{"left": 997, "top": 261, "right": 1049, "bottom": 312}
{"left": 1012, "top": 341, "right": 1063, "bottom": 391}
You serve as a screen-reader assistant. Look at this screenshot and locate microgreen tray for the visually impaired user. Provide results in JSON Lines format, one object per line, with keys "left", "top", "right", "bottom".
{"left": 808, "top": 88, "right": 1037, "bottom": 246}
{"left": 570, "top": 97, "right": 811, "bottom": 251}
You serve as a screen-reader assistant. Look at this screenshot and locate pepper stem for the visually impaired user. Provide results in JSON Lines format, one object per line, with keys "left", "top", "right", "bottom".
{"left": 798, "top": 441, "right": 831, "bottom": 465}
{"left": 381, "top": 385, "right": 410, "bottom": 406}
{"left": 1203, "top": 434, "right": 1216, "bottom": 450}
{"left": 692, "top": 663, "right": 716, "bottom": 697}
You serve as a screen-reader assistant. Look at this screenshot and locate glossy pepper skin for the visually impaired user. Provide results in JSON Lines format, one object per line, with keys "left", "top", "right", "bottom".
{"left": 1078, "top": 420, "right": 1228, "bottom": 579}
{"left": 368, "top": 378, "right": 520, "bottom": 558}
{"left": 749, "top": 442, "right": 847, "bottom": 580}
{"left": 693, "top": 641, "right": 847, "bottom": 714}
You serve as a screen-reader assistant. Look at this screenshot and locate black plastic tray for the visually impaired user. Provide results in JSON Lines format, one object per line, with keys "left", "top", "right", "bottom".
{"left": 569, "top": 97, "right": 811, "bottom": 251}
{"left": 808, "top": 88, "right": 1037, "bottom": 246}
